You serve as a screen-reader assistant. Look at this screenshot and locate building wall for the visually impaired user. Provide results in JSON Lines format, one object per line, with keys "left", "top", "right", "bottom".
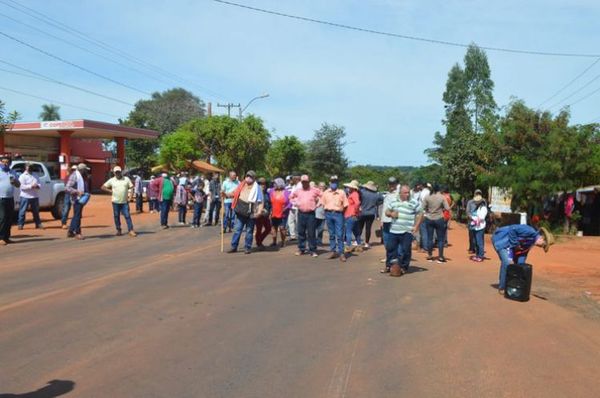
{"left": 5, "top": 134, "right": 112, "bottom": 190}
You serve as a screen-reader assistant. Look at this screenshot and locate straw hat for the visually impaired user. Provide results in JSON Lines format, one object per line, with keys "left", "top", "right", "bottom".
{"left": 539, "top": 227, "right": 555, "bottom": 253}
{"left": 344, "top": 180, "right": 360, "bottom": 190}
{"left": 362, "top": 181, "right": 378, "bottom": 192}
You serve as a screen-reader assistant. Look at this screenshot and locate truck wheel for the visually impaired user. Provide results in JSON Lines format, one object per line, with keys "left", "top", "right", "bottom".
{"left": 52, "top": 193, "right": 65, "bottom": 220}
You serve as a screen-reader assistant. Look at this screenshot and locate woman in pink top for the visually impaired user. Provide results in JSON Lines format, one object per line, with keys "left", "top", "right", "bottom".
{"left": 344, "top": 180, "right": 363, "bottom": 254}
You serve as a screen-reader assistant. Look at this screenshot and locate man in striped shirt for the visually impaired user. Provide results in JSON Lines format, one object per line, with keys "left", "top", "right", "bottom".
{"left": 381, "top": 184, "right": 423, "bottom": 274}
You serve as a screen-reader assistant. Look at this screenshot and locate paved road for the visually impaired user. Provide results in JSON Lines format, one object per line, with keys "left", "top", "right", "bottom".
{"left": 1, "top": 217, "right": 600, "bottom": 397}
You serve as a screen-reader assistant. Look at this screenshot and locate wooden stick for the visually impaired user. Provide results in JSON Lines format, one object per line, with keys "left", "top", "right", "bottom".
{"left": 220, "top": 196, "right": 225, "bottom": 253}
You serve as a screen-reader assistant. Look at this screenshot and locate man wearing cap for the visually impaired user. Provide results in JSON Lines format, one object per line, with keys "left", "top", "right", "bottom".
{"left": 466, "top": 190, "right": 483, "bottom": 254}
{"left": 66, "top": 163, "right": 91, "bottom": 240}
{"left": 344, "top": 180, "right": 363, "bottom": 255}
{"left": 228, "top": 170, "right": 264, "bottom": 254}
{"left": 61, "top": 165, "right": 77, "bottom": 229}
{"left": 17, "top": 162, "right": 44, "bottom": 230}
{"left": 469, "top": 189, "right": 487, "bottom": 262}
{"left": 320, "top": 176, "right": 349, "bottom": 261}
{"left": 102, "top": 166, "right": 137, "bottom": 237}
{"left": 492, "top": 224, "right": 554, "bottom": 295}
{"left": 290, "top": 174, "right": 322, "bottom": 257}
{"left": 0, "top": 154, "right": 20, "bottom": 245}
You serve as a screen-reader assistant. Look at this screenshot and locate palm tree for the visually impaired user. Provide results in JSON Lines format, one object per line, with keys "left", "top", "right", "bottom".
{"left": 39, "top": 104, "right": 61, "bottom": 121}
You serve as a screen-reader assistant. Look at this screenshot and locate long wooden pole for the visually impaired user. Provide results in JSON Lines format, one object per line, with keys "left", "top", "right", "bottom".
{"left": 220, "top": 185, "right": 225, "bottom": 253}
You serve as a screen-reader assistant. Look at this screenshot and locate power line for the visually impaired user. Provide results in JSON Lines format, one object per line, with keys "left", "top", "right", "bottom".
{"left": 565, "top": 85, "right": 600, "bottom": 108}
{"left": 213, "top": 0, "right": 600, "bottom": 58}
{"left": 547, "top": 72, "right": 600, "bottom": 109}
{"left": 538, "top": 57, "right": 600, "bottom": 107}
{"left": 0, "top": 11, "right": 179, "bottom": 90}
{"left": 0, "top": 30, "right": 151, "bottom": 96}
{"left": 1, "top": 0, "right": 229, "bottom": 101}
{"left": 0, "top": 85, "right": 122, "bottom": 118}
{"left": 0, "top": 60, "right": 135, "bottom": 106}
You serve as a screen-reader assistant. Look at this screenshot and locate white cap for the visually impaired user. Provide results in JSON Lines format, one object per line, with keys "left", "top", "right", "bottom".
{"left": 113, "top": 165, "right": 122, "bottom": 172}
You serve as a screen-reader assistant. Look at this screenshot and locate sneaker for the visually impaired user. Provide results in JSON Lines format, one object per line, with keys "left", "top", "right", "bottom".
{"left": 67, "top": 231, "right": 75, "bottom": 238}
{"left": 472, "top": 256, "right": 483, "bottom": 262}
{"left": 129, "top": 231, "right": 138, "bottom": 237}
{"left": 75, "top": 234, "right": 85, "bottom": 240}
{"left": 329, "top": 252, "right": 339, "bottom": 259}
{"left": 295, "top": 250, "right": 305, "bottom": 256}
{"left": 437, "top": 257, "right": 447, "bottom": 263}
{"left": 36, "top": 224, "right": 44, "bottom": 230}
{"left": 379, "top": 258, "right": 387, "bottom": 263}
{"left": 426, "top": 256, "right": 435, "bottom": 262}
{"left": 364, "top": 243, "right": 371, "bottom": 249}
{"left": 227, "top": 248, "right": 237, "bottom": 253}
{"left": 310, "top": 252, "right": 318, "bottom": 258}
{"left": 116, "top": 230, "right": 122, "bottom": 236}
{"left": 161, "top": 225, "right": 169, "bottom": 230}
{"left": 269, "top": 242, "right": 277, "bottom": 248}
{"left": 340, "top": 255, "right": 347, "bottom": 262}
{"left": 244, "top": 249, "right": 252, "bottom": 254}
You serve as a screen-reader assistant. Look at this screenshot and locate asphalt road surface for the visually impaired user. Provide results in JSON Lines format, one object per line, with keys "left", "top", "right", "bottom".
{"left": 1, "top": 217, "right": 600, "bottom": 397}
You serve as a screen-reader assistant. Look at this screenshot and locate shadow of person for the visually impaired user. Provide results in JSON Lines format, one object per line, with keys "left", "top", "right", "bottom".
{"left": 0, "top": 380, "right": 75, "bottom": 398}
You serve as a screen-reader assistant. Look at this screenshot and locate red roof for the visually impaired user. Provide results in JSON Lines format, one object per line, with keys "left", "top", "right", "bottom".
{"left": 8, "top": 119, "right": 159, "bottom": 140}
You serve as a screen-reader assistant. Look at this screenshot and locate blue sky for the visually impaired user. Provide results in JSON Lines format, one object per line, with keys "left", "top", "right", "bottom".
{"left": 1, "top": 0, "right": 599, "bottom": 166}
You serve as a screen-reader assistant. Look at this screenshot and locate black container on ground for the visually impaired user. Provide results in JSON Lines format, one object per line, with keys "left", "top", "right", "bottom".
{"left": 504, "top": 263, "right": 533, "bottom": 302}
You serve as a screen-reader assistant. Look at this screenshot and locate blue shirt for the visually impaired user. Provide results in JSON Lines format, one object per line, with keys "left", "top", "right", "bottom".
{"left": 222, "top": 178, "right": 239, "bottom": 204}
{"left": 0, "top": 168, "right": 18, "bottom": 198}
{"left": 492, "top": 224, "right": 540, "bottom": 256}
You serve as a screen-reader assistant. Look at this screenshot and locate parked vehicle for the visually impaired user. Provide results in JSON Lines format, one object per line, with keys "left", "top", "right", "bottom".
{"left": 10, "top": 160, "right": 67, "bottom": 220}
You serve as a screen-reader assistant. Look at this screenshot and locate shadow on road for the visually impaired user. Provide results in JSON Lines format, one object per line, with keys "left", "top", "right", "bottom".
{"left": 12, "top": 238, "right": 59, "bottom": 244}
{"left": 0, "top": 380, "right": 75, "bottom": 398}
{"left": 405, "top": 266, "right": 428, "bottom": 275}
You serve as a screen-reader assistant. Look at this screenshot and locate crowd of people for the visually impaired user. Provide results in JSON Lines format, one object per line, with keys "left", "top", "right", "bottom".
{"left": 0, "top": 152, "right": 556, "bottom": 295}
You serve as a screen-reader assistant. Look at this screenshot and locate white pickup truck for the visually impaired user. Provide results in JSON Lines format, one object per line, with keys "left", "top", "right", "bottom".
{"left": 10, "top": 160, "right": 67, "bottom": 220}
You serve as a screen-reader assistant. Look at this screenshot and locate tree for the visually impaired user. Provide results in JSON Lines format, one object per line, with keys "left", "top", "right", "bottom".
{"left": 265, "top": 135, "right": 306, "bottom": 177}
{"left": 177, "top": 115, "right": 271, "bottom": 174}
{"left": 159, "top": 128, "right": 204, "bottom": 170}
{"left": 39, "top": 104, "right": 61, "bottom": 121}
{"left": 0, "top": 100, "right": 20, "bottom": 136}
{"left": 305, "top": 123, "right": 349, "bottom": 181}
{"left": 425, "top": 45, "right": 498, "bottom": 195}
{"left": 464, "top": 44, "right": 497, "bottom": 133}
{"left": 346, "top": 165, "right": 406, "bottom": 189}
{"left": 483, "top": 100, "right": 600, "bottom": 213}
{"left": 121, "top": 88, "right": 206, "bottom": 171}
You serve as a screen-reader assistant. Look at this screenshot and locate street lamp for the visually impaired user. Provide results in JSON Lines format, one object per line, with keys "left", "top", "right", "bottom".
{"left": 239, "top": 93, "right": 269, "bottom": 119}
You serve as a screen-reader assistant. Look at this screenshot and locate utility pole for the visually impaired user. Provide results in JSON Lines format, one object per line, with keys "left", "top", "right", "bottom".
{"left": 217, "top": 103, "right": 240, "bottom": 117}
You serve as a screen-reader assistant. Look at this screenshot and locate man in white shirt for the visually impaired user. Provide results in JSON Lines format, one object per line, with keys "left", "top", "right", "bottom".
{"left": 17, "top": 163, "right": 43, "bottom": 230}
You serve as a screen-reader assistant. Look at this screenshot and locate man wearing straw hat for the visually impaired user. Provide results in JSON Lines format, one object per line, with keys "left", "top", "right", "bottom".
{"left": 343, "top": 179, "right": 362, "bottom": 256}
{"left": 492, "top": 224, "right": 555, "bottom": 295}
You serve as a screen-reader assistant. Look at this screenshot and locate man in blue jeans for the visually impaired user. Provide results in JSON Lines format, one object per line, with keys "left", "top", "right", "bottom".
{"left": 61, "top": 165, "right": 77, "bottom": 229}
{"left": 17, "top": 163, "right": 44, "bottom": 230}
{"left": 228, "top": 170, "right": 263, "bottom": 254}
{"left": 492, "top": 224, "right": 553, "bottom": 295}
{"left": 382, "top": 184, "right": 423, "bottom": 274}
{"left": 320, "top": 175, "right": 349, "bottom": 262}
{"left": 290, "top": 175, "right": 322, "bottom": 257}
{"left": 102, "top": 166, "right": 137, "bottom": 237}
{"left": 221, "top": 171, "right": 239, "bottom": 232}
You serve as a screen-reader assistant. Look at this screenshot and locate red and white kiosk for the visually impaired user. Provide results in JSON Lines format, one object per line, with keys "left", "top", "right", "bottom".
{"left": 1, "top": 119, "right": 159, "bottom": 190}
